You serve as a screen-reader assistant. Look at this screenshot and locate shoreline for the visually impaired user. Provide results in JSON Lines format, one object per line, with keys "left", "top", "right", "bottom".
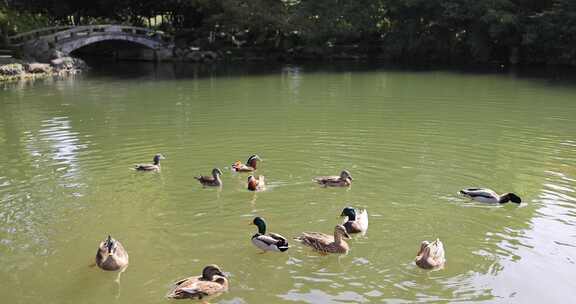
{"left": 0, "top": 56, "right": 88, "bottom": 83}
{"left": 3, "top": 53, "right": 576, "bottom": 85}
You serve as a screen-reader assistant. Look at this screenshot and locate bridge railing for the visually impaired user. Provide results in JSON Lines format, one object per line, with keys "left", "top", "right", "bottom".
{"left": 8, "top": 25, "right": 172, "bottom": 47}
{"left": 8, "top": 26, "right": 73, "bottom": 45}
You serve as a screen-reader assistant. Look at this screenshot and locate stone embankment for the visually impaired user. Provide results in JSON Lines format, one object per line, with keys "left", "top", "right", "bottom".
{"left": 0, "top": 52, "right": 88, "bottom": 82}
{"left": 173, "top": 46, "right": 221, "bottom": 63}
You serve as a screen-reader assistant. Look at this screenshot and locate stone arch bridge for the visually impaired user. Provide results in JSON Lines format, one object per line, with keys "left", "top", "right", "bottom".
{"left": 8, "top": 25, "right": 174, "bottom": 61}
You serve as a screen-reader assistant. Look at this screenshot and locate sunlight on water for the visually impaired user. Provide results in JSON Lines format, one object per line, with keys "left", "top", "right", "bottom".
{"left": 0, "top": 64, "right": 575, "bottom": 303}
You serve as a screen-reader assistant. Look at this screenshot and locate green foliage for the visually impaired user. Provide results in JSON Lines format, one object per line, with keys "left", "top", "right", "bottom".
{"left": 520, "top": 0, "right": 576, "bottom": 65}
{"left": 0, "top": 6, "right": 53, "bottom": 38}
{"left": 291, "top": 0, "right": 385, "bottom": 45}
{"left": 4, "top": 0, "right": 576, "bottom": 65}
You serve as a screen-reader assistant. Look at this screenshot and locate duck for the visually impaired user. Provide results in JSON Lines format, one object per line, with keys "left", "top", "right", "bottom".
{"left": 247, "top": 175, "right": 265, "bottom": 191}
{"left": 314, "top": 170, "right": 352, "bottom": 187}
{"left": 194, "top": 168, "right": 223, "bottom": 187}
{"left": 295, "top": 224, "right": 351, "bottom": 255}
{"left": 232, "top": 154, "right": 261, "bottom": 172}
{"left": 415, "top": 239, "right": 446, "bottom": 269}
{"left": 340, "top": 206, "right": 369, "bottom": 235}
{"left": 95, "top": 235, "right": 129, "bottom": 271}
{"left": 134, "top": 154, "right": 165, "bottom": 171}
{"left": 166, "top": 265, "right": 229, "bottom": 301}
{"left": 459, "top": 188, "right": 521, "bottom": 204}
{"left": 250, "top": 216, "right": 289, "bottom": 252}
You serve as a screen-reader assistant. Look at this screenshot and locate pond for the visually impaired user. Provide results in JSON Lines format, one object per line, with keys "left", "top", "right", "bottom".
{"left": 0, "top": 63, "right": 575, "bottom": 303}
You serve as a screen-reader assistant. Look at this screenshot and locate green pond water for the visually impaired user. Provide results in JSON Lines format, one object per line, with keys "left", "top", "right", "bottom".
{"left": 0, "top": 63, "right": 575, "bottom": 303}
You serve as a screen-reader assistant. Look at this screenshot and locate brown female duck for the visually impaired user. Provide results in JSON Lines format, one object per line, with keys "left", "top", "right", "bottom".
{"left": 195, "top": 168, "right": 223, "bottom": 187}
{"left": 295, "top": 225, "right": 351, "bottom": 255}
{"left": 232, "top": 154, "right": 261, "bottom": 172}
{"left": 95, "top": 235, "right": 129, "bottom": 271}
{"left": 415, "top": 239, "right": 446, "bottom": 269}
{"left": 314, "top": 170, "right": 352, "bottom": 187}
{"left": 166, "top": 265, "right": 229, "bottom": 301}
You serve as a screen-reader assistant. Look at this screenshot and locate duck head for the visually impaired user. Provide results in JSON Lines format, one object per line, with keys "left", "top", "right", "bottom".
{"left": 212, "top": 168, "right": 223, "bottom": 177}
{"left": 417, "top": 240, "right": 430, "bottom": 256}
{"left": 247, "top": 154, "right": 261, "bottom": 168}
{"left": 334, "top": 224, "right": 351, "bottom": 239}
{"left": 201, "top": 265, "right": 226, "bottom": 280}
{"left": 153, "top": 154, "right": 166, "bottom": 165}
{"left": 251, "top": 216, "right": 267, "bottom": 234}
{"left": 501, "top": 193, "right": 522, "bottom": 204}
{"left": 340, "top": 170, "right": 352, "bottom": 181}
{"left": 340, "top": 207, "right": 357, "bottom": 221}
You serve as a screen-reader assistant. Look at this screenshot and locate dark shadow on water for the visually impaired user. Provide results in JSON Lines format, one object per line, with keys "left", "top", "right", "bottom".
{"left": 84, "top": 60, "right": 576, "bottom": 87}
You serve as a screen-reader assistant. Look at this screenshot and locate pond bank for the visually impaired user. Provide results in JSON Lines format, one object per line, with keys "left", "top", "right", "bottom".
{"left": 0, "top": 56, "right": 88, "bottom": 83}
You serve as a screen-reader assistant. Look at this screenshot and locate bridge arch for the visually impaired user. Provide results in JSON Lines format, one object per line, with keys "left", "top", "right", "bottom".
{"left": 57, "top": 34, "right": 163, "bottom": 54}
{"left": 8, "top": 25, "right": 174, "bottom": 61}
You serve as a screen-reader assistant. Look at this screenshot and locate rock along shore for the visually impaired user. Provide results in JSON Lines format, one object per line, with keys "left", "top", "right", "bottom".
{"left": 0, "top": 54, "right": 88, "bottom": 83}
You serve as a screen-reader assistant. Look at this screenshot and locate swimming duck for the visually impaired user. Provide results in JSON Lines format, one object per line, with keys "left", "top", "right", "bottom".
{"left": 295, "top": 225, "right": 351, "bottom": 255}
{"left": 459, "top": 188, "right": 522, "bottom": 204}
{"left": 166, "top": 265, "right": 229, "bottom": 301}
{"left": 95, "top": 235, "right": 129, "bottom": 271}
{"left": 134, "top": 154, "right": 165, "bottom": 171}
{"left": 195, "top": 168, "right": 223, "bottom": 187}
{"left": 247, "top": 175, "right": 265, "bottom": 191}
{"left": 340, "top": 207, "right": 369, "bottom": 235}
{"left": 415, "top": 239, "right": 446, "bottom": 269}
{"left": 314, "top": 170, "right": 352, "bottom": 187}
{"left": 250, "top": 216, "right": 289, "bottom": 252}
{"left": 232, "top": 154, "right": 261, "bottom": 172}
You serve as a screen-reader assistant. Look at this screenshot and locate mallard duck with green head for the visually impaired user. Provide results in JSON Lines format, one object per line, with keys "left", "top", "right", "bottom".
{"left": 195, "top": 168, "right": 223, "bottom": 187}
{"left": 340, "top": 206, "right": 368, "bottom": 235}
{"left": 314, "top": 170, "right": 352, "bottom": 187}
{"left": 459, "top": 188, "right": 521, "bottom": 204}
{"left": 250, "top": 216, "right": 289, "bottom": 253}
{"left": 295, "top": 225, "right": 351, "bottom": 255}
{"left": 95, "top": 235, "right": 129, "bottom": 271}
{"left": 134, "top": 154, "right": 165, "bottom": 172}
{"left": 415, "top": 239, "right": 446, "bottom": 269}
{"left": 232, "top": 154, "right": 261, "bottom": 172}
{"left": 166, "top": 265, "right": 229, "bottom": 301}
